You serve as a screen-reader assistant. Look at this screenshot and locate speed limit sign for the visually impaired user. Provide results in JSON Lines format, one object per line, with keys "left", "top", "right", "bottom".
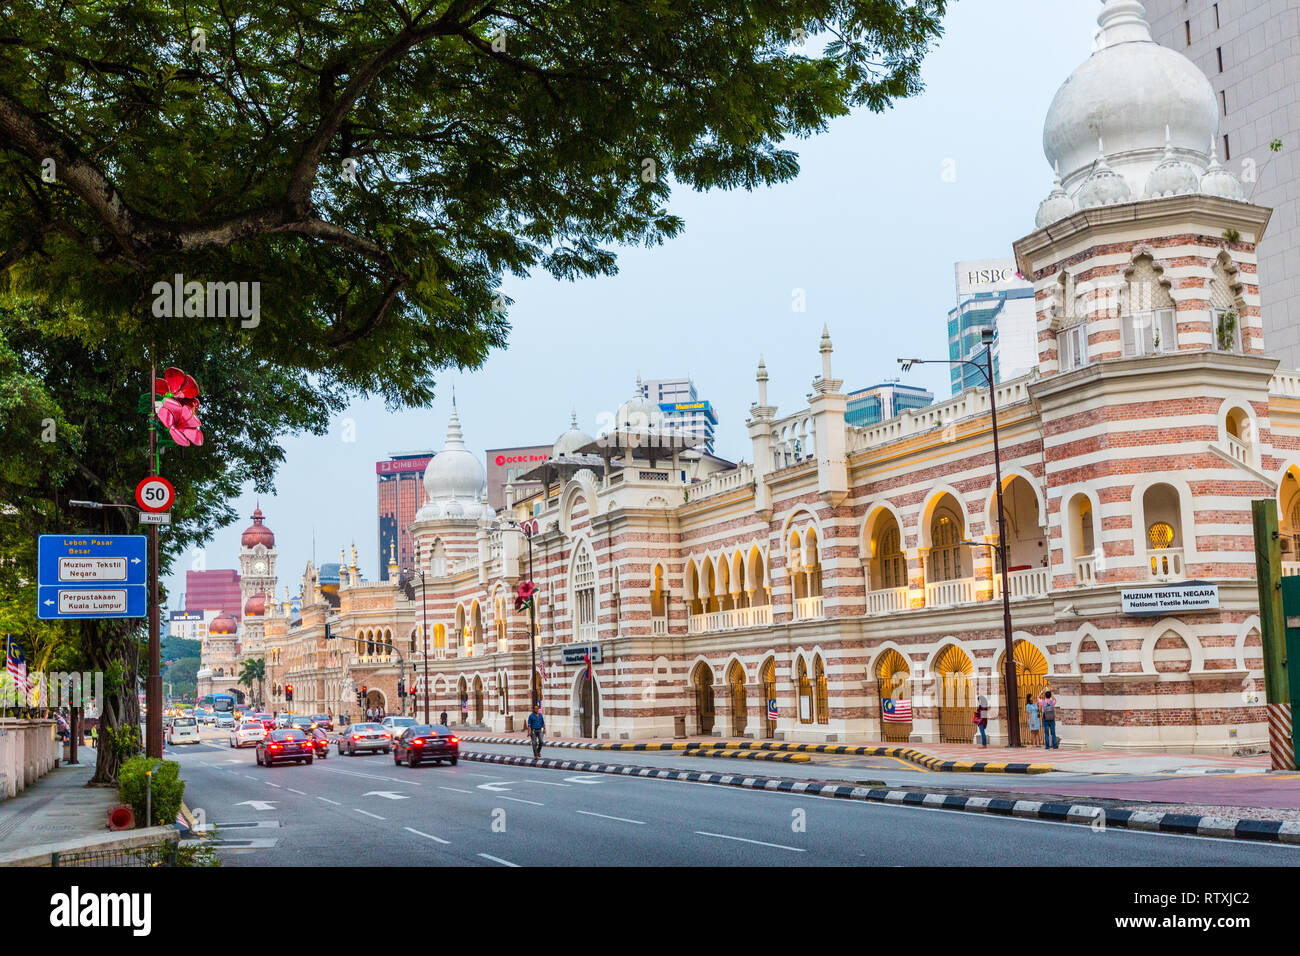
{"left": 135, "top": 475, "right": 175, "bottom": 513}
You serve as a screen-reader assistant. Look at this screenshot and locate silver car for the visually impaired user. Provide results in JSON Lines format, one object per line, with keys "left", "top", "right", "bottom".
{"left": 338, "top": 723, "right": 392, "bottom": 755}
{"left": 380, "top": 715, "right": 418, "bottom": 742}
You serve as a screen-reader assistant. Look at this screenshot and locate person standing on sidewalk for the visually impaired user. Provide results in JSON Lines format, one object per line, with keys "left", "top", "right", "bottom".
{"left": 974, "top": 695, "right": 989, "bottom": 747}
{"left": 440, "top": 710, "right": 448, "bottom": 727}
{"left": 1025, "top": 694, "right": 1042, "bottom": 747}
{"left": 1041, "top": 690, "right": 1060, "bottom": 749}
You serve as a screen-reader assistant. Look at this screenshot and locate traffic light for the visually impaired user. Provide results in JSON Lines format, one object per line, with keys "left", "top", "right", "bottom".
{"left": 397, "top": 679, "right": 406, "bottom": 699}
{"left": 285, "top": 683, "right": 294, "bottom": 702}
{"left": 324, "top": 622, "right": 333, "bottom": 640}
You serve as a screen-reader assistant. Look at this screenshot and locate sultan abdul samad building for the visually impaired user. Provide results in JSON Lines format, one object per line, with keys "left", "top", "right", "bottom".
{"left": 258, "top": 0, "right": 1300, "bottom": 754}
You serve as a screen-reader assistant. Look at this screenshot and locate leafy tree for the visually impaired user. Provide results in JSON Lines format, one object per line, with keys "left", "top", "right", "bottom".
{"left": 238, "top": 657, "right": 265, "bottom": 709}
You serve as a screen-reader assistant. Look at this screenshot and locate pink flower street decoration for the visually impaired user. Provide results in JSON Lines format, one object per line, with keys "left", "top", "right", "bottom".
{"left": 154, "top": 366, "right": 204, "bottom": 446}
{"left": 514, "top": 580, "right": 536, "bottom": 612}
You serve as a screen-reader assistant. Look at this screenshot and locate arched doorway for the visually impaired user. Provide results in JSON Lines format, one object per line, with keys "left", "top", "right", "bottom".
{"left": 573, "top": 669, "right": 601, "bottom": 738}
{"left": 726, "top": 661, "right": 747, "bottom": 737}
{"left": 456, "top": 676, "right": 468, "bottom": 724}
{"left": 472, "top": 675, "right": 484, "bottom": 723}
{"left": 934, "top": 645, "right": 974, "bottom": 743}
{"left": 692, "top": 661, "right": 715, "bottom": 735}
{"left": 364, "top": 689, "right": 387, "bottom": 717}
{"left": 999, "top": 639, "right": 1050, "bottom": 742}
{"left": 876, "top": 648, "right": 912, "bottom": 743}
{"left": 760, "top": 658, "right": 777, "bottom": 739}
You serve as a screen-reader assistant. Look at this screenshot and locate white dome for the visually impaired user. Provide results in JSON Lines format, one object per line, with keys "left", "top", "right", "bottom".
{"left": 614, "top": 393, "right": 664, "bottom": 430}
{"left": 553, "top": 410, "right": 594, "bottom": 458}
{"left": 1043, "top": 0, "right": 1217, "bottom": 198}
{"left": 1077, "top": 149, "right": 1133, "bottom": 208}
{"left": 1035, "top": 166, "right": 1076, "bottom": 228}
{"left": 1200, "top": 141, "right": 1245, "bottom": 200}
{"left": 416, "top": 404, "right": 494, "bottom": 522}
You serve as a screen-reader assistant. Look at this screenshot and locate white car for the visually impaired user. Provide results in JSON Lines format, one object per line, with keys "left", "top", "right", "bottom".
{"left": 167, "top": 716, "right": 201, "bottom": 746}
{"left": 230, "top": 723, "right": 267, "bottom": 748}
{"left": 380, "top": 716, "right": 418, "bottom": 742}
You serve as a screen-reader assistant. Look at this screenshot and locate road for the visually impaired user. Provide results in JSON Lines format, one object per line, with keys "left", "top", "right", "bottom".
{"left": 171, "top": 729, "right": 1297, "bottom": 866}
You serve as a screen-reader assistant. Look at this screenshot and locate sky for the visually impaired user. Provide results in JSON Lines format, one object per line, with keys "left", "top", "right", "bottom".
{"left": 169, "top": 0, "right": 1104, "bottom": 608}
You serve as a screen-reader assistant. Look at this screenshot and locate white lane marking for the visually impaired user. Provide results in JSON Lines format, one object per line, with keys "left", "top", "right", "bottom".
{"left": 526, "top": 780, "right": 570, "bottom": 787}
{"left": 563, "top": 774, "right": 605, "bottom": 785}
{"left": 317, "top": 797, "right": 342, "bottom": 806}
{"left": 576, "top": 810, "right": 645, "bottom": 825}
{"left": 353, "top": 808, "right": 385, "bottom": 820}
{"left": 320, "top": 766, "right": 420, "bottom": 787}
{"left": 363, "top": 791, "right": 410, "bottom": 800}
{"left": 243, "top": 775, "right": 258, "bottom": 780}
{"left": 439, "top": 786, "right": 473, "bottom": 794}
{"left": 499, "top": 795, "right": 544, "bottom": 806}
{"left": 478, "top": 853, "right": 519, "bottom": 867}
{"left": 405, "top": 827, "right": 451, "bottom": 845}
{"left": 459, "top": 771, "right": 494, "bottom": 777}
{"left": 695, "top": 831, "right": 805, "bottom": 852}
{"left": 477, "top": 782, "right": 514, "bottom": 792}
{"left": 265, "top": 782, "right": 281, "bottom": 788}
{"left": 234, "top": 800, "right": 277, "bottom": 811}
{"left": 287, "top": 788, "right": 306, "bottom": 795}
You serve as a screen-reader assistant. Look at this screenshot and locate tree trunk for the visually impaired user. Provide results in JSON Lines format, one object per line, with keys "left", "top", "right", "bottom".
{"left": 84, "top": 619, "right": 142, "bottom": 786}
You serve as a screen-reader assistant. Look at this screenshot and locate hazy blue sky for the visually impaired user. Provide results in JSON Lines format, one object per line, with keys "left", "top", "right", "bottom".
{"left": 171, "top": 0, "right": 1103, "bottom": 607}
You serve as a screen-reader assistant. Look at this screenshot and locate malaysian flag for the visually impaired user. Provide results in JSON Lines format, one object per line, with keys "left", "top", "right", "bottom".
{"left": 766, "top": 698, "right": 778, "bottom": 721}
{"left": 882, "top": 697, "right": 912, "bottom": 723}
{"left": 538, "top": 659, "right": 548, "bottom": 682}
{"left": 5, "top": 636, "right": 29, "bottom": 705}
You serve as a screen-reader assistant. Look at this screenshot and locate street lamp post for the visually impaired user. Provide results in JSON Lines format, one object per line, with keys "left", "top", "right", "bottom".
{"left": 503, "top": 519, "right": 541, "bottom": 711}
{"left": 898, "top": 330, "right": 1021, "bottom": 746}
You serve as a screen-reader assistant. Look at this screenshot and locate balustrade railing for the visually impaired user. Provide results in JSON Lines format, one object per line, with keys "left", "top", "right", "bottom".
{"left": 1148, "top": 548, "right": 1184, "bottom": 580}
{"left": 993, "top": 567, "right": 1050, "bottom": 600}
{"left": 865, "top": 587, "right": 908, "bottom": 614}
{"left": 924, "top": 578, "right": 975, "bottom": 608}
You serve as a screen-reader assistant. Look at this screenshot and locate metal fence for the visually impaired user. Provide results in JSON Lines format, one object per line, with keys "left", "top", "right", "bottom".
{"left": 51, "top": 841, "right": 178, "bottom": 867}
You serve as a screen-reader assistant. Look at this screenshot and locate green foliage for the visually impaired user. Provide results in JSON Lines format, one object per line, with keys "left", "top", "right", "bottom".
{"left": 1223, "top": 227, "right": 1241, "bottom": 244}
{"left": 175, "top": 839, "right": 221, "bottom": 867}
{"left": 1271, "top": 139, "right": 1283, "bottom": 153}
{"left": 103, "top": 722, "right": 141, "bottom": 760}
{"left": 0, "top": 1, "right": 947, "bottom": 404}
{"left": 119, "top": 757, "right": 186, "bottom": 828}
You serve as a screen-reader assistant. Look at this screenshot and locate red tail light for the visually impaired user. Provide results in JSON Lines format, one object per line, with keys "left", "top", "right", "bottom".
{"left": 449, "top": 736, "right": 459, "bottom": 744}
{"left": 382, "top": 732, "right": 391, "bottom": 738}
{"left": 412, "top": 738, "right": 425, "bottom": 747}
{"left": 269, "top": 744, "right": 282, "bottom": 751}
{"left": 352, "top": 734, "right": 360, "bottom": 740}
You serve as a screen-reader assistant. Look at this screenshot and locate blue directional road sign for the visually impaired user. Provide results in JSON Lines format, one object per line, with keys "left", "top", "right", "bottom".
{"left": 37, "top": 535, "right": 148, "bottom": 620}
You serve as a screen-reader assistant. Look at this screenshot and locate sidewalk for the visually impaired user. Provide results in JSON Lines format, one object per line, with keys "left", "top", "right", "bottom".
{"left": 0, "top": 749, "right": 118, "bottom": 857}
{"left": 458, "top": 732, "right": 1272, "bottom": 776}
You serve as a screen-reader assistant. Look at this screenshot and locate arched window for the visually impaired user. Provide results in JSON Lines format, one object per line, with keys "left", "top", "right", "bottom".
{"left": 572, "top": 542, "right": 596, "bottom": 641}
{"left": 430, "top": 539, "right": 447, "bottom": 577}
{"left": 1142, "top": 483, "right": 1184, "bottom": 580}
{"left": 877, "top": 522, "right": 906, "bottom": 589}
{"left": 931, "top": 510, "right": 962, "bottom": 581}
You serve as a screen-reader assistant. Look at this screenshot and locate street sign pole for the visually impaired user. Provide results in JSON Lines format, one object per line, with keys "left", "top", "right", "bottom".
{"left": 145, "top": 362, "right": 163, "bottom": 760}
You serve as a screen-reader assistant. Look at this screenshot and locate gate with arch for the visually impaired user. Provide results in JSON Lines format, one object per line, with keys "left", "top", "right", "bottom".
{"left": 760, "top": 658, "right": 777, "bottom": 739}
{"left": 574, "top": 669, "right": 601, "bottom": 737}
{"left": 726, "top": 661, "right": 747, "bottom": 737}
{"left": 934, "top": 645, "right": 975, "bottom": 743}
{"left": 1001, "top": 640, "right": 1050, "bottom": 742}
{"left": 875, "top": 648, "right": 912, "bottom": 743}
{"left": 472, "top": 675, "right": 484, "bottom": 723}
{"left": 456, "top": 677, "right": 468, "bottom": 725}
{"left": 692, "top": 662, "right": 716, "bottom": 735}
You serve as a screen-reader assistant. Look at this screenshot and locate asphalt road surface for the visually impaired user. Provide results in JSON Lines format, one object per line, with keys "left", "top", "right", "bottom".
{"left": 171, "top": 730, "right": 1297, "bottom": 866}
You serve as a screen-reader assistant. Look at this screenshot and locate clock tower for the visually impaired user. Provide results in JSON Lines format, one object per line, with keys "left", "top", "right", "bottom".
{"left": 238, "top": 505, "right": 278, "bottom": 658}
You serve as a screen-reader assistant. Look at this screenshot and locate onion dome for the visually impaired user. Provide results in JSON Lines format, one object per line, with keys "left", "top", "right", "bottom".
{"left": 209, "top": 612, "right": 238, "bottom": 635}
{"left": 240, "top": 506, "right": 275, "bottom": 548}
{"left": 416, "top": 402, "right": 495, "bottom": 522}
{"left": 1077, "top": 143, "right": 1133, "bottom": 209}
{"left": 1043, "top": 0, "right": 1217, "bottom": 198}
{"left": 1035, "top": 163, "right": 1076, "bottom": 229}
{"left": 553, "top": 410, "right": 594, "bottom": 458}
{"left": 243, "top": 593, "right": 267, "bottom": 617}
{"left": 1200, "top": 139, "right": 1245, "bottom": 200}
{"left": 1145, "top": 127, "right": 1201, "bottom": 198}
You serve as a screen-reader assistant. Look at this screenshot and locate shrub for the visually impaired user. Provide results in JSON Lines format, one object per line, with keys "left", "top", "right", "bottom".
{"left": 118, "top": 757, "right": 185, "bottom": 828}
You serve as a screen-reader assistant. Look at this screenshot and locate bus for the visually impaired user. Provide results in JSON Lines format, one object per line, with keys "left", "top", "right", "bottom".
{"left": 201, "top": 693, "right": 235, "bottom": 714}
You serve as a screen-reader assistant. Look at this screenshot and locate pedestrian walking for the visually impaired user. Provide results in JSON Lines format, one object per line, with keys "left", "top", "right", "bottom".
{"left": 973, "top": 694, "right": 989, "bottom": 747}
{"left": 1025, "top": 694, "right": 1041, "bottom": 747}
{"left": 439, "top": 710, "right": 448, "bottom": 727}
{"left": 1041, "top": 689, "right": 1060, "bottom": 749}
